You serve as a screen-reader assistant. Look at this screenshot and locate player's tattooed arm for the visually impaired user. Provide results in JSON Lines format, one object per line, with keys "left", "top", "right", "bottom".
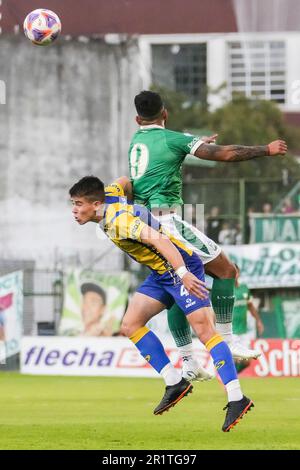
{"left": 194, "top": 140, "right": 287, "bottom": 162}
{"left": 116, "top": 176, "right": 134, "bottom": 201}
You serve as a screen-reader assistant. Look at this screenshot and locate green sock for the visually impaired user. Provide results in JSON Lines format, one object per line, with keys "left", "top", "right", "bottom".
{"left": 167, "top": 303, "right": 192, "bottom": 348}
{"left": 235, "top": 360, "right": 250, "bottom": 374}
{"left": 211, "top": 278, "right": 235, "bottom": 324}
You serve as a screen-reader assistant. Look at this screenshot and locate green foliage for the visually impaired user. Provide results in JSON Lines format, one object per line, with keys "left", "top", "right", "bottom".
{"left": 209, "top": 94, "right": 287, "bottom": 145}
{"left": 151, "top": 85, "right": 209, "bottom": 132}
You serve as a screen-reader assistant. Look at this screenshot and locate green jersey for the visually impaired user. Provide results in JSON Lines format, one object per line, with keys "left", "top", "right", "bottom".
{"left": 128, "top": 125, "right": 202, "bottom": 209}
{"left": 232, "top": 284, "right": 251, "bottom": 335}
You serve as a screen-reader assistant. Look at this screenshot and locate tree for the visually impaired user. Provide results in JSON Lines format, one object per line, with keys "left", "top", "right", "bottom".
{"left": 151, "top": 85, "right": 209, "bottom": 132}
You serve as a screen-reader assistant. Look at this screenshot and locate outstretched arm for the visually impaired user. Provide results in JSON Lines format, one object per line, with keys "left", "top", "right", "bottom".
{"left": 194, "top": 140, "right": 287, "bottom": 162}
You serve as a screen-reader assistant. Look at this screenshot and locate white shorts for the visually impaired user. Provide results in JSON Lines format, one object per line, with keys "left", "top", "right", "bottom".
{"left": 156, "top": 213, "right": 221, "bottom": 265}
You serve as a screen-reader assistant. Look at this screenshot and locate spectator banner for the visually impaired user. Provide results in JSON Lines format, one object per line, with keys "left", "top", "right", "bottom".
{"left": 21, "top": 337, "right": 300, "bottom": 378}
{"left": 250, "top": 214, "right": 300, "bottom": 243}
{"left": 21, "top": 336, "right": 213, "bottom": 377}
{"left": 59, "top": 270, "right": 130, "bottom": 337}
{"left": 0, "top": 271, "right": 23, "bottom": 363}
{"left": 274, "top": 297, "right": 300, "bottom": 338}
{"left": 224, "top": 243, "right": 300, "bottom": 288}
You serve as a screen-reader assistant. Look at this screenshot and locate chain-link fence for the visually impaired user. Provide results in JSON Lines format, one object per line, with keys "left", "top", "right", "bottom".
{"left": 183, "top": 176, "right": 299, "bottom": 243}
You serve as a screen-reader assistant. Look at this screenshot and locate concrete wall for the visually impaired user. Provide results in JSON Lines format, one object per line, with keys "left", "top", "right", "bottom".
{"left": 0, "top": 36, "right": 142, "bottom": 268}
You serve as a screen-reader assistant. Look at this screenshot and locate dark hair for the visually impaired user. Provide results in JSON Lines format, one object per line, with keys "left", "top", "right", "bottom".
{"left": 80, "top": 282, "right": 106, "bottom": 304}
{"left": 134, "top": 90, "right": 164, "bottom": 120}
{"left": 69, "top": 176, "right": 105, "bottom": 202}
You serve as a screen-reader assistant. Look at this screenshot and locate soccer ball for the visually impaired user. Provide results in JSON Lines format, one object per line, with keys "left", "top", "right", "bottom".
{"left": 23, "top": 9, "right": 61, "bottom": 46}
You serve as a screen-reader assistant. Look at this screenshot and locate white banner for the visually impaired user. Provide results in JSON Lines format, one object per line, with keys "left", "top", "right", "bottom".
{"left": 21, "top": 336, "right": 214, "bottom": 377}
{"left": 224, "top": 243, "right": 300, "bottom": 288}
{"left": 0, "top": 271, "right": 23, "bottom": 362}
{"left": 21, "top": 337, "right": 300, "bottom": 378}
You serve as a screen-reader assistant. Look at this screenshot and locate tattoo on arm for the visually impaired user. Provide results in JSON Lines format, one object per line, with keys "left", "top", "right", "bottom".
{"left": 195, "top": 143, "right": 269, "bottom": 162}
{"left": 226, "top": 145, "right": 269, "bottom": 161}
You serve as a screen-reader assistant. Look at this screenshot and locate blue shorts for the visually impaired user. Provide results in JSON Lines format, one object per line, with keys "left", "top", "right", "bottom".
{"left": 137, "top": 252, "right": 211, "bottom": 315}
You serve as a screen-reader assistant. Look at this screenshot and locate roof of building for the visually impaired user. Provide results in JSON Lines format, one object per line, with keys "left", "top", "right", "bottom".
{"left": 1, "top": 0, "right": 237, "bottom": 35}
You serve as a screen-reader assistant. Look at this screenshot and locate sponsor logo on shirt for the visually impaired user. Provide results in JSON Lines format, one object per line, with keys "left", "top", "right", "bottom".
{"left": 131, "top": 219, "right": 142, "bottom": 239}
{"left": 185, "top": 298, "right": 196, "bottom": 308}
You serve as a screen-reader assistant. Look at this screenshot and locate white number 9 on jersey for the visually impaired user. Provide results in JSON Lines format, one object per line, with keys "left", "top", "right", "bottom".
{"left": 129, "top": 143, "right": 149, "bottom": 179}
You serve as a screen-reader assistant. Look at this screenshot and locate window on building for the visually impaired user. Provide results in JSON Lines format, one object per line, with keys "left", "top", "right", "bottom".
{"left": 228, "top": 40, "right": 286, "bottom": 104}
{"left": 152, "top": 43, "right": 207, "bottom": 102}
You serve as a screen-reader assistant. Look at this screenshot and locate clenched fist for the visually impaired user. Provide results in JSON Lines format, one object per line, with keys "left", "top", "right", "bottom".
{"left": 268, "top": 140, "right": 287, "bottom": 156}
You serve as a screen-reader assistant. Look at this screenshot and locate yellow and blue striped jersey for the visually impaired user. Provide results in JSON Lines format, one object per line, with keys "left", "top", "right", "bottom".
{"left": 103, "top": 182, "right": 193, "bottom": 275}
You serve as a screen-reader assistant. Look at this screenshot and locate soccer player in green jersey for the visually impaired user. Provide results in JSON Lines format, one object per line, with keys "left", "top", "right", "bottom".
{"left": 128, "top": 90, "right": 287, "bottom": 380}
{"left": 233, "top": 265, "right": 264, "bottom": 373}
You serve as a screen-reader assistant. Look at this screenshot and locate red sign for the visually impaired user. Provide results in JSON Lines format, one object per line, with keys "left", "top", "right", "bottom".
{"left": 240, "top": 339, "right": 300, "bottom": 377}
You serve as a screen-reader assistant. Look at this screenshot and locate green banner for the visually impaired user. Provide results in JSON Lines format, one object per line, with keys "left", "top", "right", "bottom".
{"left": 59, "top": 270, "right": 130, "bottom": 336}
{"left": 225, "top": 243, "right": 300, "bottom": 288}
{"left": 250, "top": 214, "right": 300, "bottom": 243}
{"left": 280, "top": 297, "right": 300, "bottom": 338}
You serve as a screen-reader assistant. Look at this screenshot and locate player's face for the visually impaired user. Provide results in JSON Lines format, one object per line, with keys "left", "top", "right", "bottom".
{"left": 71, "top": 197, "right": 99, "bottom": 224}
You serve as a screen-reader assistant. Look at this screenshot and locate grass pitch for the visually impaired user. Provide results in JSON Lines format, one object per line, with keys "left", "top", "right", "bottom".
{"left": 0, "top": 373, "right": 299, "bottom": 450}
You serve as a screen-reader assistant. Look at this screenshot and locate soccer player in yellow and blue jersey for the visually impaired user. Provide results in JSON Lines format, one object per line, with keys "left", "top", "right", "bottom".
{"left": 70, "top": 175, "right": 254, "bottom": 432}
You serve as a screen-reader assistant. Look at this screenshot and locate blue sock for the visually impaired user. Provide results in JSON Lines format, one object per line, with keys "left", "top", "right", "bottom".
{"left": 130, "top": 326, "right": 170, "bottom": 373}
{"left": 206, "top": 334, "right": 237, "bottom": 385}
